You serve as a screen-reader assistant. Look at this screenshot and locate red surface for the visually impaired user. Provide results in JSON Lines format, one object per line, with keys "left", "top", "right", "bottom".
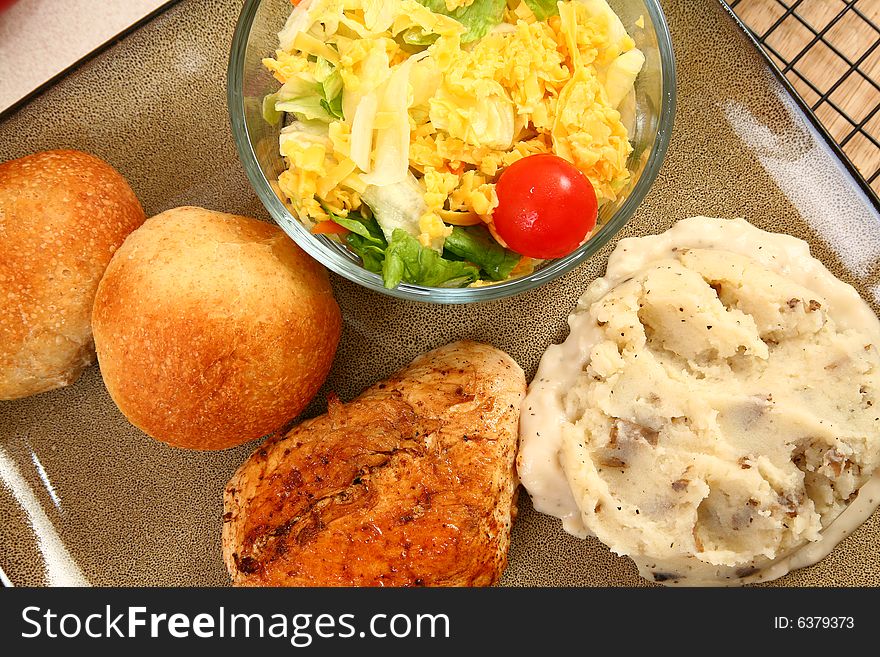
{"left": 492, "top": 153, "right": 598, "bottom": 259}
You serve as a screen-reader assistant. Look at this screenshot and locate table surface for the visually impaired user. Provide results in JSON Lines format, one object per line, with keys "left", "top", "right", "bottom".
{"left": 0, "top": 0, "right": 169, "bottom": 113}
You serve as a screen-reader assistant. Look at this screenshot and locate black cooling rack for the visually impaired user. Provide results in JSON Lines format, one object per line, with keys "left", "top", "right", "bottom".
{"left": 726, "top": 0, "right": 880, "bottom": 193}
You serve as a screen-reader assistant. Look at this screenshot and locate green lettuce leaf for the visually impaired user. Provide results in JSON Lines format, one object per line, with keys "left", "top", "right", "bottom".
{"left": 406, "top": 0, "right": 506, "bottom": 44}
{"left": 323, "top": 208, "right": 388, "bottom": 274}
{"left": 320, "top": 93, "right": 343, "bottom": 120}
{"left": 275, "top": 77, "right": 334, "bottom": 122}
{"left": 330, "top": 212, "right": 379, "bottom": 241}
{"left": 275, "top": 67, "right": 344, "bottom": 123}
{"left": 442, "top": 225, "right": 521, "bottom": 281}
{"left": 348, "top": 234, "right": 386, "bottom": 273}
{"left": 523, "top": 0, "right": 560, "bottom": 21}
{"left": 322, "top": 208, "right": 494, "bottom": 289}
{"left": 383, "top": 229, "right": 480, "bottom": 289}
{"left": 314, "top": 57, "right": 344, "bottom": 120}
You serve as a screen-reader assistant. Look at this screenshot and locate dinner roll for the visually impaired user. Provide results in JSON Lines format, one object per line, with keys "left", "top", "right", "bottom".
{"left": 0, "top": 149, "right": 146, "bottom": 400}
{"left": 92, "top": 206, "right": 342, "bottom": 450}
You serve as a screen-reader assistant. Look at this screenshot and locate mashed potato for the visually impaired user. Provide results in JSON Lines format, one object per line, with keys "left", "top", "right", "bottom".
{"left": 519, "top": 217, "right": 880, "bottom": 584}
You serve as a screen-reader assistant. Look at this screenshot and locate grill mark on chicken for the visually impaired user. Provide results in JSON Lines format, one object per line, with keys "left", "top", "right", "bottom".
{"left": 222, "top": 341, "right": 525, "bottom": 587}
{"left": 240, "top": 433, "right": 431, "bottom": 572}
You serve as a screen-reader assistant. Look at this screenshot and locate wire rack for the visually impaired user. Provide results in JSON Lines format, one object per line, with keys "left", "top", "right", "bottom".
{"left": 726, "top": 0, "right": 880, "bottom": 195}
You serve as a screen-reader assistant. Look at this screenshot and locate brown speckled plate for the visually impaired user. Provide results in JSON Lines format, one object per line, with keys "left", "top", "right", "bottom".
{"left": 1, "top": 0, "right": 879, "bottom": 587}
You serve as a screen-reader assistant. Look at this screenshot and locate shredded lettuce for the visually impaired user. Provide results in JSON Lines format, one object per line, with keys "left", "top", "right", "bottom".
{"left": 362, "top": 0, "right": 395, "bottom": 32}
{"left": 383, "top": 229, "right": 480, "bottom": 289}
{"left": 406, "top": 0, "right": 506, "bottom": 44}
{"left": 274, "top": 64, "right": 344, "bottom": 123}
{"left": 604, "top": 48, "right": 645, "bottom": 108}
{"left": 330, "top": 211, "right": 389, "bottom": 274}
{"left": 280, "top": 117, "right": 332, "bottom": 138}
{"left": 262, "top": 92, "right": 283, "bottom": 126}
{"left": 580, "top": 0, "right": 629, "bottom": 49}
{"left": 314, "top": 57, "right": 344, "bottom": 119}
{"left": 361, "top": 56, "right": 417, "bottom": 186}
{"left": 275, "top": 77, "right": 334, "bottom": 122}
{"left": 277, "top": 0, "right": 316, "bottom": 52}
{"left": 350, "top": 93, "right": 379, "bottom": 170}
{"left": 321, "top": 93, "right": 344, "bottom": 120}
{"left": 442, "top": 225, "right": 521, "bottom": 281}
{"left": 361, "top": 175, "right": 431, "bottom": 247}
{"left": 523, "top": 0, "right": 560, "bottom": 21}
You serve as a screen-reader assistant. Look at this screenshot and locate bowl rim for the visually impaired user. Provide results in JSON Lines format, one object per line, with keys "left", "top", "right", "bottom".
{"left": 228, "top": 0, "right": 677, "bottom": 304}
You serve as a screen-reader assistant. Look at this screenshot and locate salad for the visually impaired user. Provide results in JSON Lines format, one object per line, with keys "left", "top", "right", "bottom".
{"left": 263, "top": 0, "right": 644, "bottom": 288}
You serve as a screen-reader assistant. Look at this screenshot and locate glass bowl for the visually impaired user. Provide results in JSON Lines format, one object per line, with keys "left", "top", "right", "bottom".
{"left": 228, "top": 0, "right": 676, "bottom": 303}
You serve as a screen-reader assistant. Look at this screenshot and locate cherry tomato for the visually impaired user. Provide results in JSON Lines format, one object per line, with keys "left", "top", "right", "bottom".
{"left": 492, "top": 153, "right": 598, "bottom": 259}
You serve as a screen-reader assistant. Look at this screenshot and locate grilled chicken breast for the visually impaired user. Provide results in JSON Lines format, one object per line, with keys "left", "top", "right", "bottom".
{"left": 222, "top": 341, "right": 526, "bottom": 586}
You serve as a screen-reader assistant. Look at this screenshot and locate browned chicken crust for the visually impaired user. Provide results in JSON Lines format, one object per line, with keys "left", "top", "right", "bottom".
{"left": 222, "top": 341, "right": 525, "bottom": 586}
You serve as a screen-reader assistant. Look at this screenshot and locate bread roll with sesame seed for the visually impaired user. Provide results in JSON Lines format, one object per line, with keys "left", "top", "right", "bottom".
{"left": 0, "top": 150, "right": 146, "bottom": 400}
{"left": 91, "top": 206, "right": 342, "bottom": 450}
